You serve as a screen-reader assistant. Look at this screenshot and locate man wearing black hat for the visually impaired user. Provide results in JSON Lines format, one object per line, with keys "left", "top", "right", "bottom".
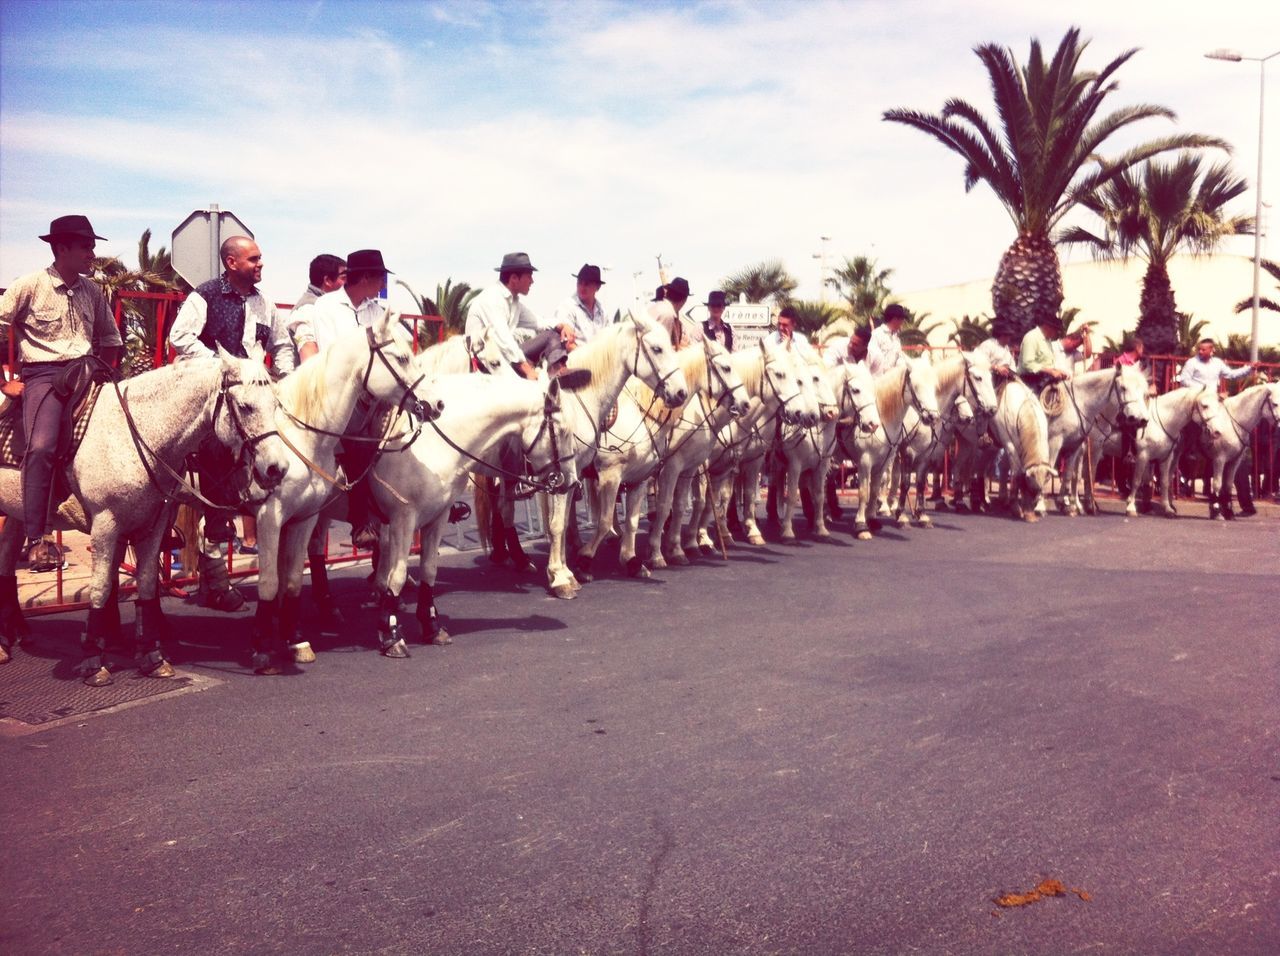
{"left": 1, "top": 215, "right": 124, "bottom": 570}
{"left": 699, "top": 290, "right": 735, "bottom": 351}
{"left": 553, "top": 264, "right": 609, "bottom": 346}
{"left": 465, "top": 252, "right": 575, "bottom": 379}
{"left": 649, "top": 277, "right": 694, "bottom": 348}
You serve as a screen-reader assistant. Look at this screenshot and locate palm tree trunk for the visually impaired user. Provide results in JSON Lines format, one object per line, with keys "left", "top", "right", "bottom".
{"left": 991, "top": 232, "right": 1064, "bottom": 337}
{"left": 1134, "top": 260, "right": 1178, "bottom": 355}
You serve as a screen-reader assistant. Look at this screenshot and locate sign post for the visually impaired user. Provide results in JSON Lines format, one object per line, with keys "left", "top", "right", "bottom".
{"left": 171, "top": 205, "right": 253, "bottom": 288}
{"left": 724, "top": 303, "right": 774, "bottom": 350}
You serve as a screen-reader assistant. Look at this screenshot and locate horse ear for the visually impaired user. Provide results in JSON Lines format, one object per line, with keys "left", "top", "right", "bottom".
{"left": 247, "top": 341, "right": 265, "bottom": 364}
{"left": 546, "top": 377, "right": 562, "bottom": 410}
{"left": 557, "top": 367, "right": 592, "bottom": 392}
{"left": 215, "top": 343, "right": 236, "bottom": 367}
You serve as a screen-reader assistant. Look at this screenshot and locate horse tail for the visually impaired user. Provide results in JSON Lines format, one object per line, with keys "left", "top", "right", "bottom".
{"left": 176, "top": 503, "right": 201, "bottom": 578}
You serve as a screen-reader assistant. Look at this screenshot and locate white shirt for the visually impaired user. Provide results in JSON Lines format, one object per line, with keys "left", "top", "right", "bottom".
{"left": 648, "top": 300, "right": 695, "bottom": 345}
{"left": 867, "top": 324, "right": 904, "bottom": 377}
{"left": 169, "top": 280, "right": 294, "bottom": 374}
{"left": 305, "top": 287, "right": 389, "bottom": 353}
{"left": 764, "top": 329, "right": 816, "bottom": 360}
{"left": 553, "top": 294, "right": 608, "bottom": 344}
{"left": 1177, "top": 355, "right": 1252, "bottom": 389}
{"left": 974, "top": 337, "right": 1016, "bottom": 372}
{"left": 1052, "top": 340, "right": 1085, "bottom": 376}
{"left": 465, "top": 283, "right": 552, "bottom": 365}
{"left": 822, "top": 336, "right": 867, "bottom": 369}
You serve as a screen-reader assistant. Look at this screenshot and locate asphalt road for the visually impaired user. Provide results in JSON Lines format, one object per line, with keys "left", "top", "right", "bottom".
{"left": 2, "top": 504, "right": 1278, "bottom": 955}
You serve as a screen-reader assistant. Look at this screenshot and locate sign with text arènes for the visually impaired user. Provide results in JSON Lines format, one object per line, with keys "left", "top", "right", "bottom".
{"left": 171, "top": 205, "right": 253, "bottom": 288}
{"left": 724, "top": 303, "right": 773, "bottom": 349}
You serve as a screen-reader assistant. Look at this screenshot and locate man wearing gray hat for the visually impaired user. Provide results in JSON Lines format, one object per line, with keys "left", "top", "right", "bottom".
{"left": 1, "top": 215, "right": 123, "bottom": 571}
{"left": 465, "top": 252, "right": 575, "bottom": 379}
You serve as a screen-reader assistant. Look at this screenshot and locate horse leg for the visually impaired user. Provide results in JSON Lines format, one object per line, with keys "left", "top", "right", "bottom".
{"left": 414, "top": 521, "right": 450, "bottom": 645}
{"left": 852, "top": 452, "right": 874, "bottom": 540}
{"left": 375, "top": 510, "right": 417, "bottom": 658}
{"left": 645, "top": 468, "right": 674, "bottom": 569}
{"left": 619, "top": 484, "right": 650, "bottom": 578}
{"left": 687, "top": 471, "right": 713, "bottom": 553}
{"left": 740, "top": 459, "right": 766, "bottom": 545}
{"left": 810, "top": 462, "right": 832, "bottom": 538}
{"left": 79, "top": 514, "right": 127, "bottom": 686}
{"left": 1126, "top": 453, "right": 1149, "bottom": 517}
{"left": 499, "top": 487, "right": 535, "bottom": 575}
{"left": 305, "top": 519, "right": 344, "bottom": 628}
{"left": 577, "top": 472, "right": 619, "bottom": 581}
{"left": 545, "top": 491, "right": 578, "bottom": 599}
{"left": 779, "top": 458, "right": 802, "bottom": 541}
{"left": 0, "top": 518, "right": 30, "bottom": 664}
{"left": 129, "top": 520, "right": 175, "bottom": 678}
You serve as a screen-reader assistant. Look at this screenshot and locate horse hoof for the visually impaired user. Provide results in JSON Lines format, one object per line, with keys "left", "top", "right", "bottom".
{"left": 1022, "top": 512, "right": 1039, "bottom": 524}
{"left": 552, "top": 584, "right": 578, "bottom": 600}
{"left": 252, "top": 653, "right": 282, "bottom": 676}
{"left": 0, "top": 645, "right": 10, "bottom": 665}
{"left": 84, "top": 666, "right": 113, "bottom": 687}
{"left": 428, "top": 627, "right": 452, "bottom": 646}
{"left": 381, "top": 639, "right": 411, "bottom": 659}
{"left": 814, "top": 530, "right": 832, "bottom": 540}
{"left": 699, "top": 544, "right": 717, "bottom": 556}
{"left": 895, "top": 517, "right": 911, "bottom": 529}
{"left": 291, "top": 642, "right": 317, "bottom": 664}
{"left": 649, "top": 555, "right": 668, "bottom": 570}
{"left": 915, "top": 518, "right": 932, "bottom": 529}
{"left": 747, "top": 534, "right": 765, "bottom": 546}
{"left": 638, "top": 564, "right": 651, "bottom": 578}
{"left": 668, "top": 551, "right": 689, "bottom": 566}
{"left": 856, "top": 530, "right": 872, "bottom": 541}
{"left": 143, "top": 660, "right": 176, "bottom": 679}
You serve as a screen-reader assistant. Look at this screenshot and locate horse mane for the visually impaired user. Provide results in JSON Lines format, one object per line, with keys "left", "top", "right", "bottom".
{"left": 875, "top": 365, "right": 908, "bottom": 423}
{"left": 731, "top": 348, "right": 764, "bottom": 397}
{"left": 277, "top": 341, "right": 346, "bottom": 426}
{"left": 414, "top": 336, "right": 468, "bottom": 377}
{"left": 628, "top": 345, "right": 706, "bottom": 411}
{"left": 567, "top": 321, "right": 629, "bottom": 385}
{"left": 934, "top": 356, "right": 964, "bottom": 396}
{"left": 1016, "top": 391, "right": 1043, "bottom": 456}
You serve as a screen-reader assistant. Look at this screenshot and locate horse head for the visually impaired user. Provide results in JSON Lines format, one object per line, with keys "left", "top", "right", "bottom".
{"left": 1192, "top": 387, "right": 1229, "bottom": 442}
{"left": 368, "top": 311, "right": 444, "bottom": 420}
{"left": 840, "top": 362, "right": 881, "bottom": 436}
{"left": 628, "top": 309, "right": 688, "bottom": 407}
{"left": 703, "top": 337, "right": 750, "bottom": 418}
{"left": 905, "top": 357, "right": 941, "bottom": 427}
{"left": 963, "top": 352, "right": 999, "bottom": 417}
{"left": 469, "top": 326, "right": 519, "bottom": 377}
{"left": 519, "top": 375, "right": 585, "bottom": 494}
{"left": 759, "top": 339, "right": 810, "bottom": 426}
{"left": 1115, "top": 364, "right": 1149, "bottom": 428}
{"left": 214, "top": 345, "right": 290, "bottom": 500}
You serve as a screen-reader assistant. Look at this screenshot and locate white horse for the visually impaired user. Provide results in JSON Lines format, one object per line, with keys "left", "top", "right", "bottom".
{"left": 890, "top": 353, "right": 997, "bottom": 528}
{"left": 1100, "top": 385, "right": 1228, "bottom": 518}
{"left": 1044, "top": 365, "right": 1151, "bottom": 516}
{"left": 1203, "top": 382, "right": 1280, "bottom": 519}
{"left": 370, "top": 371, "right": 588, "bottom": 657}
{"left": 990, "top": 380, "right": 1056, "bottom": 522}
{"left": 846, "top": 359, "right": 941, "bottom": 540}
{"left": 690, "top": 341, "right": 816, "bottom": 553}
{"left": 504, "top": 311, "right": 689, "bottom": 598}
{"left": 728, "top": 342, "right": 823, "bottom": 547}
{"left": 249, "top": 313, "right": 443, "bottom": 674}
{"left": 644, "top": 339, "right": 751, "bottom": 567}
{"left": 771, "top": 350, "right": 842, "bottom": 541}
{"left": 0, "top": 350, "right": 290, "bottom": 682}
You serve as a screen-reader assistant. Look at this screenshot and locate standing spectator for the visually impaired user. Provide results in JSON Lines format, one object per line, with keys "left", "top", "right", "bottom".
{"left": 553, "top": 263, "right": 609, "bottom": 346}
{"left": 1177, "top": 338, "right": 1258, "bottom": 391}
{"left": 0, "top": 215, "right": 123, "bottom": 571}
{"left": 867, "top": 303, "right": 909, "bottom": 377}
{"left": 465, "top": 252, "right": 574, "bottom": 378}
{"left": 289, "top": 253, "right": 346, "bottom": 364}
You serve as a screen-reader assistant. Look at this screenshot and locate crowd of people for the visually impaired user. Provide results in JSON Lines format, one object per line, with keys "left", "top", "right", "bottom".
{"left": 1, "top": 212, "right": 1273, "bottom": 586}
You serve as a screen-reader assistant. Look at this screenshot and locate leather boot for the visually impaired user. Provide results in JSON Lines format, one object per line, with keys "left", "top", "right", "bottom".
{"left": 197, "top": 553, "right": 245, "bottom": 612}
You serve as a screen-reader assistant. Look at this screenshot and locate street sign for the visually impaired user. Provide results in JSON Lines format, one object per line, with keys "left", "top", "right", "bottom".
{"left": 724, "top": 303, "right": 773, "bottom": 349}
{"left": 171, "top": 205, "right": 253, "bottom": 288}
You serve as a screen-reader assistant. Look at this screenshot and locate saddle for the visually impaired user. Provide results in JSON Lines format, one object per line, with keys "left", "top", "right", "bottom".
{"left": 0, "top": 358, "right": 106, "bottom": 469}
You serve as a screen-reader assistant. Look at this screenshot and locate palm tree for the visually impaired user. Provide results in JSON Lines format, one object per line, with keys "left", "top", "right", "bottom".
{"left": 883, "top": 27, "right": 1228, "bottom": 337}
{"left": 784, "top": 299, "right": 844, "bottom": 337}
{"left": 825, "top": 255, "right": 892, "bottom": 321}
{"left": 396, "top": 277, "right": 480, "bottom": 344}
{"left": 1060, "top": 154, "right": 1250, "bottom": 354}
{"left": 91, "top": 229, "right": 188, "bottom": 376}
{"left": 1175, "top": 313, "right": 1211, "bottom": 353}
{"left": 720, "top": 260, "right": 797, "bottom": 306}
{"left": 896, "top": 309, "right": 941, "bottom": 349}
{"left": 1234, "top": 258, "right": 1280, "bottom": 316}
{"left": 946, "top": 314, "right": 994, "bottom": 351}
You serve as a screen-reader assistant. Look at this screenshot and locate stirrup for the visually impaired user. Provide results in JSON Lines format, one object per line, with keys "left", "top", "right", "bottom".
{"left": 448, "top": 501, "right": 472, "bottom": 524}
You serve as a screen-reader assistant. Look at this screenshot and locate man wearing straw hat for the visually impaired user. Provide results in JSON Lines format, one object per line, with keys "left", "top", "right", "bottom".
{"left": 1, "top": 214, "right": 123, "bottom": 572}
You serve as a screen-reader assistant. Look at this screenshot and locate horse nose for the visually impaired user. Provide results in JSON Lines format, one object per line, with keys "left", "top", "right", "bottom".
{"left": 667, "top": 386, "right": 688, "bottom": 406}
{"left": 263, "top": 459, "right": 288, "bottom": 488}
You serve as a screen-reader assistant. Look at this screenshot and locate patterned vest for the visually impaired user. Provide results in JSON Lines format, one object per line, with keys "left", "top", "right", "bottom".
{"left": 194, "top": 276, "right": 270, "bottom": 358}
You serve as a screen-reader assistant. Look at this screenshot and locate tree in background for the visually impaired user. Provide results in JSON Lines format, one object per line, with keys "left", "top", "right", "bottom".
{"left": 1234, "top": 258, "right": 1280, "bottom": 321}
{"left": 896, "top": 309, "right": 941, "bottom": 348}
{"left": 884, "top": 28, "right": 1226, "bottom": 337}
{"left": 946, "top": 314, "right": 993, "bottom": 350}
{"left": 91, "top": 228, "right": 189, "bottom": 376}
{"left": 825, "top": 255, "right": 892, "bottom": 322}
{"left": 396, "top": 277, "right": 480, "bottom": 346}
{"left": 784, "top": 300, "right": 844, "bottom": 338}
{"left": 720, "top": 259, "right": 797, "bottom": 306}
{"left": 1061, "top": 154, "right": 1250, "bottom": 354}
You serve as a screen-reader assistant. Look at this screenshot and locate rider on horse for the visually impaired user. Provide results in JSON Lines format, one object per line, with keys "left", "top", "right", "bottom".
{"left": 0, "top": 215, "right": 123, "bottom": 571}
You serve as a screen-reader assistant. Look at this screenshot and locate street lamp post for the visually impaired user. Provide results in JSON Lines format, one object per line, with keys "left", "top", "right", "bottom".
{"left": 1206, "top": 47, "right": 1280, "bottom": 363}
{"left": 813, "top": 235, "right": 831, "bottom": 303}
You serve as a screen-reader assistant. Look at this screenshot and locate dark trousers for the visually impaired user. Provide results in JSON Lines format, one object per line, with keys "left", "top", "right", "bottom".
{"left": 521, "top": 328, "right": 568, "bottom": 370}
{"left": 20, "top": 362, "right": 72, "bottom": 538}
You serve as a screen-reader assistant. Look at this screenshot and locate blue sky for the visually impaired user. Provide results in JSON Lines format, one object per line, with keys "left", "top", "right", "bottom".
{"left": 1, "top": 0, "right": 1277, "bottom": 319}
